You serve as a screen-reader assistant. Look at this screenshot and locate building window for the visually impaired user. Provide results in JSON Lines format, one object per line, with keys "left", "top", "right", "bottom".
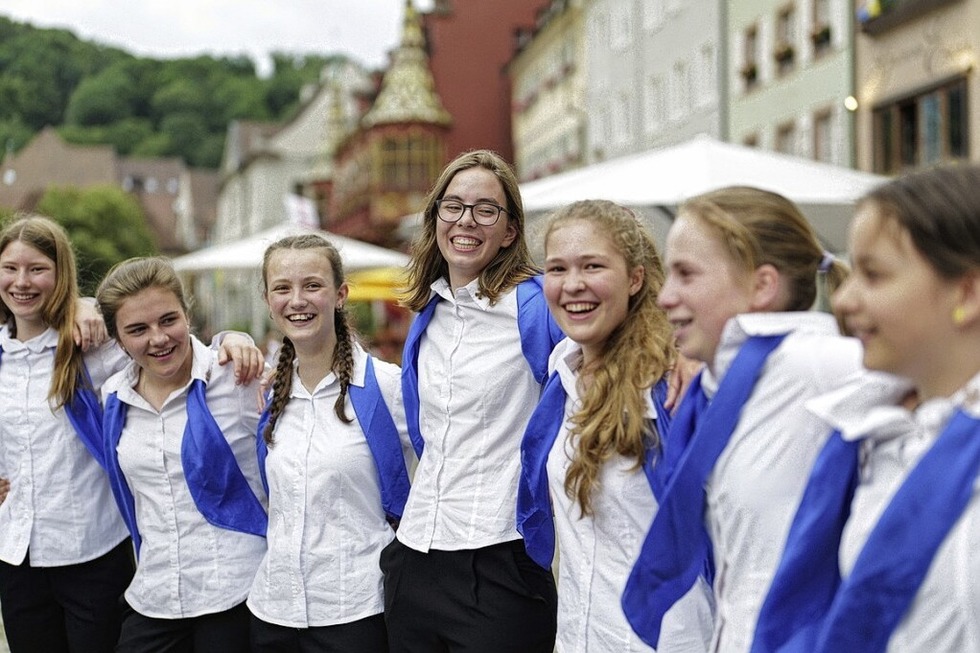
{"left": 774, "top": 4, "right": 797, "bottom": 75}
{"left": 643, "top": 0, "right": 665, "bottom": 31}
{"left": 644, "top": 75, "right": 665, "bottom": 134}
{"left": 380, "top": 132, "right": 440, "bottom": 191}
{"left": 611, "top": 5, "right": 632, "bottom": 51}
{"left": 873, "top": 77, "right": 969, "bottom": 173}
{"left": 811, "top": 0, "right": 832, "bottom": 56}
{"left": 776, "top": 121, "right": 797, "bottom": 155}
{"left": 813, "top": 109, "right": 834, "bottom": 163}
{"left": 697, "top": 42, "right": 716, "bottom": 108}
{"left": 670, "top": 61, "right": 690, "bottom": 122}
{"left": 613, "top": 93, "right": 631, "bottom": 145}
{"left": 741, "top": 25, "right": 759, "bottom": 91}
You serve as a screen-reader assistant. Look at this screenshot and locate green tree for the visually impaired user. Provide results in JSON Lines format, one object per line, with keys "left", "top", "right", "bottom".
{"left": 35, "top": 185, "right": 157, "bottom": 294}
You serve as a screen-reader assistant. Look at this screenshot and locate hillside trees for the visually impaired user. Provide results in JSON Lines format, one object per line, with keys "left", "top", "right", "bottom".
{"left": 0, "top": 15, "right": 340, "bottom": 169}
{"left": 35, "top": 185, "right": 157, "bottom": 295}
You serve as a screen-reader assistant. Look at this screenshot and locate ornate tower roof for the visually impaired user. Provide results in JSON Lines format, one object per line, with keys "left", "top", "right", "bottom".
{"left": 361, "top": 0, "right": 452, "bottom": 128}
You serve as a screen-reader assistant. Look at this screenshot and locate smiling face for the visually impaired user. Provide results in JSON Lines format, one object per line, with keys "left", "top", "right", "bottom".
{"left": 0, "top": 240, "right": 57, "bottom": 341}
{"left": 833, "top": 204, "right": 962, "bottom": 390}
{"left": 544, "top": 220, "right": 642, "bottom": 365}
{"left": 658, "top": 214, "right": 756, "bottom": 365}
{"left": 435, "top": 166, "right": 518, "bottom": 289}
{"left": 263, "top": 247, "right": 348, "bottom": 355}
{"left": 115, "top": 285, "right": 193, "bottom": 391}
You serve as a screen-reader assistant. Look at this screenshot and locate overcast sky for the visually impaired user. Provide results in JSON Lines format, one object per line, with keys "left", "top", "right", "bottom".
{"left": 1, "top": 0, "right": 434, "bottom": 75}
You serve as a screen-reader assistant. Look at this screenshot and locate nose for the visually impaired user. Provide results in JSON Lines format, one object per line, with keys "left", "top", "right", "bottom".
{"left": 563, "top": 269, "right": 585, "bottom": 292}
{"left": 658, "top": 274, "right": 679, "bottom": 309}
{"left": 288, "top": 289, "right": 307, "bottom": 307}
{"left": 13, "top": 269, "right": 30, "bottom": 286}
{"left": 148, "top": 326, "right": 169, "bottom": 346}
{"left": 456, "top": 205, "right": 478, "bottom": 227}
{"left": 830, "top": 275, "right": 855, "bottom": 315}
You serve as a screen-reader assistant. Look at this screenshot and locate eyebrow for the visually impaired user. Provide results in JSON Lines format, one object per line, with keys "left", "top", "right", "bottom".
{"left": 441, "top": 193, "right": 504, "bottom": 205}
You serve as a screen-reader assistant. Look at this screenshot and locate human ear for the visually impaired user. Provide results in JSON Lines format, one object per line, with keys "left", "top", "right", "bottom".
{"left": 629, "top": 265, "right": 644, "bottom": 296}
{"left": 749, "top": 263, "right": 782, "bottom": 311}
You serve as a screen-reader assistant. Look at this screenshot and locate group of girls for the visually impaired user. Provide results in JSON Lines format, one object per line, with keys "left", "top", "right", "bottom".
{"left": 0, "top": 150, "right": 977, "bottom": 653}
{"left": 0, "top": 217, "right": 412, "bottom": 653}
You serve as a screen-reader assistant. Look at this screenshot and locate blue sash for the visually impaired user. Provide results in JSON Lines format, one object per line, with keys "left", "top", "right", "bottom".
{"left": 517, "top": 372, "right": 671, "bottom": 569}
{"left": 622, "top": 334, "right": 787, "bottom": 648}
{"left": 0, "top": 347, "right": 106, "bottom": 468}
{"left": 104, "top": 378, "right": 268, "bottom": 558}
{"left": 753, "top": 409, "right": 980, "bottom": 653}
{"left": 401, "top": 276, "right": 564, "bottom": 458}
{"left": 750, "top": 431, "right": 859, "bottom": 653}
{"left": 256, "top": 356, "right": 411, "bottom": 521}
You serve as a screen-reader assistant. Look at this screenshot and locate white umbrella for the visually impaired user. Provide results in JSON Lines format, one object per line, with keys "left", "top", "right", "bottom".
{"left": 171, "top": 224, "right": 409, "bottom": 273}
{"left": 520, "top": 134, "right": 888, "bottom": 252}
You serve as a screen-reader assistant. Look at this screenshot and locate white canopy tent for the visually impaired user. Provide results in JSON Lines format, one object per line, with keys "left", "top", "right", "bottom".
{"left": 171, "top": 224, "right": 409, "bottom": 339}
{"left": 171, "top": 224, "right": 410, "bottom": 273}
{"left": 519, "top": 134, "right": 888, "bottom": 253}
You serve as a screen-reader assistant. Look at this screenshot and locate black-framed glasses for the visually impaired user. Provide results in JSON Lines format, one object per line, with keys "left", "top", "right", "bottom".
{"left": 435, "top": 199, "right": 508, "bottom": 226}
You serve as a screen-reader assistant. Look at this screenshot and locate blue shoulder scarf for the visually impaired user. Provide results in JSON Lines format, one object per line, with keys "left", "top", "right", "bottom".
{"left": 517, "top": 371, "right": 671, "bottom": 569}
{"left": 103, "top": 377, "right": 268, "bottom": 557}
{"left": 0, "top": 346, "right": 106, "bottom": 468}
{"left": 256, "top": 355, "right": 411, "bottom": 522}
{"left": 622, "top": 334, "right": 787, "bottom": 648}
{"left": 752, "top": 408, "right": 980, "bottom": 653}
{"left": 401, "top": 276, "right": 564, "bottom": 458}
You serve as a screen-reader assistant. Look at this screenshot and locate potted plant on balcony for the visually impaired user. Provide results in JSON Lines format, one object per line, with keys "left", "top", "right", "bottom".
{"left": 810, "top": 24, "right": 831, "bottom": 48}
{"left": 774, "top": 41, "right": 795, "bottom": 65}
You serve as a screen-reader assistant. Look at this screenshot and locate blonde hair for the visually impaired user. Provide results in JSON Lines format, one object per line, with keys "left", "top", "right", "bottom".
{"left": 543, "top": 200, "right": 676, "bottom": 516}
{"left": 96, "top": 257, "right": 192, "bottom": 340}
{"left": 261, "top": 234, "right": 357, "bottom": 444}
{"left": 0, "top": 214, "right": 85, "bottom": 408}
{"left": 680, "top": 187, "right": 848, "bottom": 311}
{"left": 402, "top": 149, "right": 538, "bottom": 311}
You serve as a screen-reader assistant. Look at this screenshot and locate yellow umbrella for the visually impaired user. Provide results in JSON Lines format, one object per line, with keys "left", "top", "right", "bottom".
{"left": 346, "top": 267, "right": 407, "bottom": 302}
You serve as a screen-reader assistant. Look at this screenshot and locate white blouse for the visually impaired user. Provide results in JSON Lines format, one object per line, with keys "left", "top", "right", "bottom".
{"left": 0, "top": 326, "right": 129, "bottom": 566}
{"left": 397, "top": 278, "right": 543, "bottom": 553}
{"left": 247, "top": 343, "right": 413, "bottom": 628}
{"left": 700, "top": 312, "right": 862, "bottom": 653}
{"left": 103, "top": 336, "right": 266, "bottom": 619}
{"left": 808, "top": 369, "right": 980, "bottom": 652}
{"left": 547, "top": 339, "right": 714, "bottom": 653}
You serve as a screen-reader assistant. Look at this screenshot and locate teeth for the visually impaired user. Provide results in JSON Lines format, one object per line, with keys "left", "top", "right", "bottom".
{"left": 150, "top": 347, "right": 175, "bottom": 358}
{"left": 11, "top": 293, "right": 36, "bottom": 301}
{"left": 565, "top": 302, "right": 597, "bottom": 313}
{"left": 452, "top": 236, "right": 481, "bottom": 248}
{"left": 287, "top": 314, "right": 314, "bottom": 322}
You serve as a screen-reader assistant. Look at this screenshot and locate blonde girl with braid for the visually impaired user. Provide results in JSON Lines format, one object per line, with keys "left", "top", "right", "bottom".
{"left": 518, "top": 200, "right": 714, "bottom": 652}
{"left": 248, "top": 234, "right": 413, "bottom": 652}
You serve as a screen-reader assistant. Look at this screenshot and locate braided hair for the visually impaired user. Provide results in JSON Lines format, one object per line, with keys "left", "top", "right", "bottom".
{"left": 261, "top": 234, "right": 356, "bottom": 444}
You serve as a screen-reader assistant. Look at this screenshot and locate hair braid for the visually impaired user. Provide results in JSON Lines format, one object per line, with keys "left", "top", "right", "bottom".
{"left": 263, "top": 337, "right": 296, "bottom": 445}
{"left": 332, "top": 307, "right": 355, "bottom": 424}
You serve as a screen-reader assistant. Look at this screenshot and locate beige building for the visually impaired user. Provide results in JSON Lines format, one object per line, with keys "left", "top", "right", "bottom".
{"left": 854, "top": 0, "right": 978, "bottom": 172}
{"left": 729, "top": 0, "right": 854, "bottom": 166}
{"left": 508, "top": 0, "right": 586, "bottom": 181}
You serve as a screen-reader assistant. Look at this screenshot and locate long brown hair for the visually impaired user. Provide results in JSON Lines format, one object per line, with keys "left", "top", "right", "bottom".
{"left": 0, "top": 214, "right": 86, "bottom": 408}
{"left": 261, "top": 234, "right": 357, "bottom": 444}
{"left": 543, "top": 201, "right": 676, "bottom": 516}
{"left": 402, "top": 149, "right": 538, "bottom": 311}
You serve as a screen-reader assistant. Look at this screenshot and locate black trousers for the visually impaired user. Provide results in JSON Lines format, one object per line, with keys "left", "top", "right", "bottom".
{"left": 380, "top": 538, "right": 557, "bottom": 653}
{"left": 115, "top": 601, "right": 250, "bottom": 653}
{"left": 249, "top": 612, "right": 388, "bottom": 653}
{"left": 0, "top": 539, "right": 134, "bottom": 653}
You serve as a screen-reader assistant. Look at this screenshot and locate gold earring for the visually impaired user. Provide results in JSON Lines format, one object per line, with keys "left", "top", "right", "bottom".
{"left": 953, "top": 306, "right": 967, "bottom": 325}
